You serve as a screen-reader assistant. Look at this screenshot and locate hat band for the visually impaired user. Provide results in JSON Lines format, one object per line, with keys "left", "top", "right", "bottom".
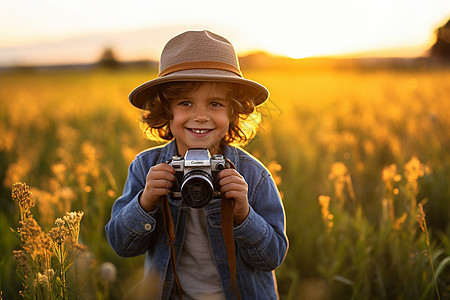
{"left": 158, "top": 61, "right": 243, "bottom": 78}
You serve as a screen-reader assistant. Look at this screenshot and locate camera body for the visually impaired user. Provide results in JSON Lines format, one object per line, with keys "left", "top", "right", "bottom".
{"left": 169, "top": 149, "right": 227, "bottom": 208}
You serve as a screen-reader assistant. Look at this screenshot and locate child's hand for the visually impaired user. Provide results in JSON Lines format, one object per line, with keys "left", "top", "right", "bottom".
{"left": 140, "top": 163, "right": 175, "bottom": 212}
{"left": 218, "top": 169, "right": 250, "bottom": 225}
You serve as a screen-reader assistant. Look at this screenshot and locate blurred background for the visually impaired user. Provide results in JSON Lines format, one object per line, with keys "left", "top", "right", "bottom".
{"left": 1, "top": 0, "right": 450, "bottom": 299}
{"left": 1, "top": 0, "right": 450, "bottom": 66}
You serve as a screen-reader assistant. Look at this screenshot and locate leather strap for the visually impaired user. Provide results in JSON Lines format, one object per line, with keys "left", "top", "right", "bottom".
{"left": 221, "top": 158, "right": 241, "bottom": 299}
{"left": 161, "top": 158, "right": 240, "bottom": 299}
{"left": 161, "top": 196, "right": 183, "bottom": 299}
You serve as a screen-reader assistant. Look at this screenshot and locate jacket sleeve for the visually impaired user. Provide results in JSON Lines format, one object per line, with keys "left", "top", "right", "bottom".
{"left": 105, "top": 158, "right": 161, "bottom": 257}
{"left": 233, "top": 171, "right": 288, "bottom": 271}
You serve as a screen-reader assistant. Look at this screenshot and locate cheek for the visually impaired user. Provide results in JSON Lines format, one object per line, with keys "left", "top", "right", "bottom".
{"left": 217, "top": 114, "right": 231, "bottom": 129}
{"left": 168, "top": 118, "right": 179, "bottom": 135}
{"left": 170, "top": 110, "right": 186, "bottom": 126}
{"left": 169, "top": 119, "right": 180, "bottom": 132}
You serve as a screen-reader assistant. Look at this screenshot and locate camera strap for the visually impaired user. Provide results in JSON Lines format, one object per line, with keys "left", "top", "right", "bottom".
{"left": 221, "top": 158, "right": 241, "bottom": 300}
{"left": 161, "top": 195, "right": 183, "bottom": 299}
{"left": 161, "top": 157, "right": 241, "bottom": 300}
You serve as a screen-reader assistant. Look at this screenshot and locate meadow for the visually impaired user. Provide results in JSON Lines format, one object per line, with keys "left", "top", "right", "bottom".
{"left": 0, "top": 63, "right": 449, "bottom": 299}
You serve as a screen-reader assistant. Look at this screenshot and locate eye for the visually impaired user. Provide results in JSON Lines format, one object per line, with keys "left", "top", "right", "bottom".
{"left": 210, "top": 101, "right": 226, "bottom": 108}
{"left": 177, "top": 100, "right": 192, "bottom": 107}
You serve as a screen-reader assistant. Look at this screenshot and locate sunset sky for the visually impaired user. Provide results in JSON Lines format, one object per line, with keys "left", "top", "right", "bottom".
{"left": 1, "top": 0, "right": 449, "bottom": 66}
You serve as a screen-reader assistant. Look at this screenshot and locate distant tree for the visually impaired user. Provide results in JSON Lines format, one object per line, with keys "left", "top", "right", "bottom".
{"left": 97, "top": 47, "right": 121, "bottom": 68}
{"left": 430, "top": 19, "right": 450, "bottom": 59}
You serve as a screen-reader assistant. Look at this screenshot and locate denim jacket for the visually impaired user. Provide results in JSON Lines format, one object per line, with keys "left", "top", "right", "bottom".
{"left": 105, "top": 141, "right": 288, "bottom": 299}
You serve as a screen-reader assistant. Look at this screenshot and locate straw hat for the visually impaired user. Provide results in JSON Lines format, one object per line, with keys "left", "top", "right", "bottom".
{"left": 129, "top": 30, "right": 269, "bottom": 109}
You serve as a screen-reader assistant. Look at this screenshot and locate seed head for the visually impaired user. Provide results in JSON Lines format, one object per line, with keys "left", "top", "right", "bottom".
{"left": 55, "top": 218, "right": 65, "bottom": 227}
{"left": 99, "top": 262, "right": 117, "bottom": 283}
{"left": 63, "top": 211, "right": 84, "bottom": 225}
{"left": 18, "top": 217, "right": 51, "bottom": 259}
{"left": 63, "top": 211, "right": 84, "bottom": 245}
{"left": 12, "top": 182, "right": 35, "bottom": 219}
{"left": 37, "top": 272, "right": 49, "bottom": 286}
{"left": 48, "top": 225, "right": 69, "bottom": 245}
{"left": 13, "top": 250, "right": 31, "bottom": 275}
{"left": 417, "top": 203, "right": 427, "bottom": 233}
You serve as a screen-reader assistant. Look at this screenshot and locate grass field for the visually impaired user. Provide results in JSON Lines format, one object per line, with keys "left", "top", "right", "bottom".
{"left": 1, "top": 65, "right": 449, "bottom": 299}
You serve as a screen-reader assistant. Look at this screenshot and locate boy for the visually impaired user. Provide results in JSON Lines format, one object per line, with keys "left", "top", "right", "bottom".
{"left": 105, "top": 30, "right": 288, "bottom": 299}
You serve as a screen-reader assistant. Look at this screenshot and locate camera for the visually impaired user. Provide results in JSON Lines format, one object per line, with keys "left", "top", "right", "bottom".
{"left": 169, "top": 149, "right": 227, "bottom": 208}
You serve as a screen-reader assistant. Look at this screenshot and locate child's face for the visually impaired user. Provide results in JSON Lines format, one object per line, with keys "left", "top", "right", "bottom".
{"left": 169, "top": 82, "right": 230, "bottom": 155}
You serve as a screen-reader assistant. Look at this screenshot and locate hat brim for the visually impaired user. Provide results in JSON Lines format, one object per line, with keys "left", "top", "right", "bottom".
{"left": 129, "top": 69, "right": 269, "bottom": 109}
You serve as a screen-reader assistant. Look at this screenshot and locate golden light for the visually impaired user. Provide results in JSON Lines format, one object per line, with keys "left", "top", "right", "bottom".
{"left": 0, "top": 0, "right": 449, "bottom": 65}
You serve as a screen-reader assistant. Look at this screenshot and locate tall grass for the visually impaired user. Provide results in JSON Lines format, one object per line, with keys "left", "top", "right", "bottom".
{"left": 1, "top": 66, "right": 449, "bottom": 299}
{"left": 10, "top": 182, "right": 88, "bottom": 299}
{"left": 245, "top": 67, "right": 450, "bottom": 299}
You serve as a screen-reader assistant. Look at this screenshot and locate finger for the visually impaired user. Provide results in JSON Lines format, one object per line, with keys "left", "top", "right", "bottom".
{"left": 148, "top": 163, "right": 175, "bottom": 176}
{"left": 220, "top": 182, "right": 248, "bottom": 194}
{"left": 219, "top": 174, "right": 247, "bottom": 189}
{"left": 220, "top": 177, "right": 245, "bottom": 188}
{"left": 223, "top": 190, "right": 246, "bottom": 201}
{"left": 148, "top": 172, "right": 176, "bottom": 183}
{"left": 218, "top": 169, "right": 241, "bottom": 179}
{"left": 149, "top": 179, "right": 173, "bottom": 189}
{"left": 148, "top": 187, "right": 172, "bottom": 198}
{"left": 156, "top": 163, "right": 176, "bottom": 173}
{"left": 148, "top": 167, "right": 176, "bottom": 182}
{"left": 219, "top": 170, "right": 244, "bottom": 183}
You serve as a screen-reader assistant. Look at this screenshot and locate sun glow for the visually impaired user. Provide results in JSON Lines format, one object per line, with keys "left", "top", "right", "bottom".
{"left": 0, "top": 0, "right": 449, "bottom": 65}
{"left": 239, "top": 1, "right": 447, "bottom": 59}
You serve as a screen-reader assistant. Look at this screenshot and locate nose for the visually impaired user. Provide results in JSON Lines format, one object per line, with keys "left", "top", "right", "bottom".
{"left": 193, "top": 106, "right": 210, "bottom": 122}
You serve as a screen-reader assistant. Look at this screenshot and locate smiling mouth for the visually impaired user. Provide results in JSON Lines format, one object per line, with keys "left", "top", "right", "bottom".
{"left": 189, "top": 128, "right": 211, "bottom": 134}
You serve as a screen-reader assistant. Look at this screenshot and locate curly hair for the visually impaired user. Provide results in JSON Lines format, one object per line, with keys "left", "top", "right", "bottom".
{"left": 140, "top": 81, "right": 261, "bottom": 147}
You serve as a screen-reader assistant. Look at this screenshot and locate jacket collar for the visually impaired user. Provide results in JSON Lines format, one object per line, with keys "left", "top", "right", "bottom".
{"left": 156, "top": 140, "right": 178, "bottom": 164}
{"left": 223, "top": 143, "right": 239, "bottom": 171}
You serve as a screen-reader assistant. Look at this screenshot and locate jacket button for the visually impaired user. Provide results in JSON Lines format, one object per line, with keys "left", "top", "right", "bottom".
{"left": 144, "top": 223, "right": 152, "bottom": 231}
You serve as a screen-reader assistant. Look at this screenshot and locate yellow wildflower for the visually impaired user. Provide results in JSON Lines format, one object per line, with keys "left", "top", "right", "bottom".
{"left": 382, "top": 164, "right": 402, "bottom": 191}
{"left": 0, "top": 126, "right": 15, "bottom": 152}
{"left": 63, "top": 211, "right": 84, "bottom": 246}
{"left": 48, "top": 221, "right": 69, "bottom": 245}
{"left": 404, "top": 157, "right": 431, "bottom": 213}
{"left": 328, "top": 162, "right": 353, "bottom": 209}
{"left": 12, "top": 182, "right": 35, "bottom": 220}
{"left": 381, "top": 164, "right": 401, "bottom": 222}
{"left": 328, "top": 162, "right": 348, "bottom": 180}
{"left": 4, "top": 159, "right": 31, "bottom": 188}
{"left": 318, "top": 195, "right": 334, "bottom": 233}
{"left": 267, "top": 161, "right": 282, "bottom": 185}
{"left": 18, "top": 217, "right": 52, "bottom": 267}
{"left": 404, "top": 157, "right": 430, "bottom": 196}
{"left": 51, "top": 163, "right": 67, "bottom": 182}
{"left": 55, "top": 218, "right": 65, "bottom": 227}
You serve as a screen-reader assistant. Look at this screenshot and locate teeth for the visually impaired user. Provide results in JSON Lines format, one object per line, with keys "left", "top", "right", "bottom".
{"left": 192, "top": 129, "right": 209, "bottom": 134}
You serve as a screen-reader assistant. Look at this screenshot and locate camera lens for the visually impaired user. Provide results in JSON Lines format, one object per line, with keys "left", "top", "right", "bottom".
{"left": 181, "top": 170, "right": 214, "bottom": 208}
{"left": 215, "top": 163, "right": 225, "bottom": 171}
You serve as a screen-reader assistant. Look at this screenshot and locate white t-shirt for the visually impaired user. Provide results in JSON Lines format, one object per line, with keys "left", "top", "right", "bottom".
{"left": 171, "top": 208, "right": 226, "bottom": 300}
